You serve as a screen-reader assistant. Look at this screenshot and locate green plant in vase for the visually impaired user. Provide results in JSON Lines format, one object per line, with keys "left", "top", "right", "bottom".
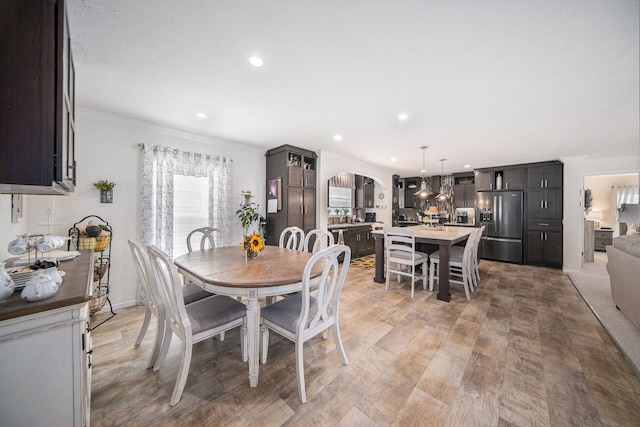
{"left": 236, "top": 192, "right": 264, "bottom": 257}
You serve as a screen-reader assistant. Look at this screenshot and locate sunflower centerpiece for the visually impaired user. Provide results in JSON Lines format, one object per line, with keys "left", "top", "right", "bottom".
{"left": 236, "top": 191, "right": 264, "bottom": 258}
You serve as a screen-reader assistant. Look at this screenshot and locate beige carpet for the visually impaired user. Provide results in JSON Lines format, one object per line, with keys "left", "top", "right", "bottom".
{"left": 568, "top": 251, "right": 640, "bottom": 376}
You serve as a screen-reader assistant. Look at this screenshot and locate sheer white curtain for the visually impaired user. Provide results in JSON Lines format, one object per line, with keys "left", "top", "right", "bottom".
{"left": 139, "top": 144, "right": 233, "bottom": 256}
{"left": 610, "top": 185, "right": 639, "bottom": 235}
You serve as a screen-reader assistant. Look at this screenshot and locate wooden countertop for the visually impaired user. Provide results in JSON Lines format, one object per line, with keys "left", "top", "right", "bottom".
{"left": 0, "top": 251, "right": 93, "bottom": 322}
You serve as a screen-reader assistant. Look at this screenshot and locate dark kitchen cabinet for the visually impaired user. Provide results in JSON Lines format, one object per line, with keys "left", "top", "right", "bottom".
{"left": 453, "top": 183, "right": 476, "bottom": 208}
{"left": 265, "top": 145, "right": 317, "bottom": 245}
{"left": 527, "top": 163, "right": 563, "bottom": 189}
{"left": 526, "top": 230, "right": 563, "bottom": 267}
{"left": 363, "top": 183, "right": 375, "bottom": 208}
{"left": 404, "top": 177, "right": 420, "bottom": 208}
{"left": 338, "top": 225, "right": 374, "bottom": 259}
{"left": 502, "top": 168, "right": 525, "bottom": 190}
{"left": 475, "top": 171, "right": 494, "bottom": 191}
{"left": 0, "top": 0, "right": 76, "bottom": 194}
{"left": 356, "top": 175, "right": 375, "bottom": 208}
{"left": 527, "top": 189, "right": 563, "bottom": 219}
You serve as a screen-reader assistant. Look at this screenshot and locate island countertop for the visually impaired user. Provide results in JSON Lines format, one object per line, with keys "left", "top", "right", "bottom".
{"left": 0, "top": 251, "right": 93, "bottom": 322}
{"left": 327, "top": 222, "right": 378, "bottom": 230}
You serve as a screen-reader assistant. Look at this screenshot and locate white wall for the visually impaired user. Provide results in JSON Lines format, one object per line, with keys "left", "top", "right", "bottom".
{"left": 562, "top": 154, "right": 640, "bottom": 273}
{"left": 317, "top": 150, "right": 397, "bottom": 228}
{"left": 0, "top": 108, "right": 266, "bottom": 308}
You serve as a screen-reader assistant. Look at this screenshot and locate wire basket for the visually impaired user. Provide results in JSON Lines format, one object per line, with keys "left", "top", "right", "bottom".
{"left": 89, "top": 285, "right": 109, "bottom": 315}
{"left": 79, "top": 235, "right": 111, "bottom": 251}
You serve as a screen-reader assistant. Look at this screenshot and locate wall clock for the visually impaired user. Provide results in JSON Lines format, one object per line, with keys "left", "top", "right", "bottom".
{"left": 378, "top": 192, "right": 384, "bottom": 200}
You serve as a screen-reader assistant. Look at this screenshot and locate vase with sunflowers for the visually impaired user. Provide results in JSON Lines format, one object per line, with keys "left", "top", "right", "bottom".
{"left": 236, "top": 191, "right": 264, "bottom": 258}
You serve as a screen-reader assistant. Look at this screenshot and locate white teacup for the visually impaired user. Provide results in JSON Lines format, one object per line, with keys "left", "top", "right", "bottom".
{"left": 8, "top": 235, "right": 29, "bottom": 255}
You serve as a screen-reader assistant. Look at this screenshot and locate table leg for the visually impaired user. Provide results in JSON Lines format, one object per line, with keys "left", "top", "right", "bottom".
{"left": 246, "top": 289, "right": 260, "bottom": 387}
{"left": 374, "top": 235, "right": 385, "bottom": 283}
{"left": 437, "top": 244, "right": 452, "bottom": 302}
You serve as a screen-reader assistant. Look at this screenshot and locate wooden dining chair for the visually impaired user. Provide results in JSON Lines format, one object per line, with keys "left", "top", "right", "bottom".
{"left": 146, "top": 245, "right": 248, "bottom": 406}
{"left": 279, "top": 226, "right": 305, "bottom": 251}
{"left": 186, "top": 226, "right": 221, "bottom": 252}
{"left": 259, "top": 244, "right": 351, "bottom": 403}
{"left": 303, "top": 228, "right": 335, "bottom": 253}
{"left": 384, "top": 227, "right": 429, "bottom": 298}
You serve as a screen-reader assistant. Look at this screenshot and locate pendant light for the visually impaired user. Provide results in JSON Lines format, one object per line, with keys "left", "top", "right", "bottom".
{"left": 435, "top": 158, "right": 450, "bottom": 201}
{"left": 414, "top": 146, "right": 433, "bottom": 197}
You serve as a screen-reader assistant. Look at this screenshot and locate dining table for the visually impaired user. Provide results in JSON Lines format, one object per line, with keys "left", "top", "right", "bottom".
{"left": 174, "top": 245, "right": 322, "bottom": 388}
{"left": 372, "top": 225, "right": 474, "bottom": 302}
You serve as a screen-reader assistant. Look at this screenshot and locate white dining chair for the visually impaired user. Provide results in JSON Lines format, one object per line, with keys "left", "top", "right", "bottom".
{"left": 428, "top": 228, "right": 478, "bottom": 300}
{"left": 384, "top": 227, "right": 429, "bottom": 298}
{"left": 128, "top": 239, "right": 166, "bottom": 370}
{"left": 259, "top": 244, "right": 351, "bottom": 404}
{"left": 146, "top": 244, "right": 247, "bottom": 406}
{"left": 186, "top": 226, "right": 221, "bottom": 252}
{"left": 303, "top": 228, "right": 335, "bottom": 253}
{"left": 279, "top": 226, "right": 305, "bottom": 251}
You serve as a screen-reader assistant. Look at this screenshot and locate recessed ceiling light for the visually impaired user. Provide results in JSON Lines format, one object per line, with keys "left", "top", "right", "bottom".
{"left": 398, "top": 113, "right": 409, "bottom": 121}
{"left": 196, "top": 112, "right": 207, "bottom": 119}
{"left": 249, "top": 56, "right": 264, "bottom": 67}
{"left": 333, "top": 134, "right": 343, "bottom": 141}
{"left": 464, "top": 164, "right": 471, "bottom": 168}
{"left": 390, "top": 157, "right": 397, "bottom": 162}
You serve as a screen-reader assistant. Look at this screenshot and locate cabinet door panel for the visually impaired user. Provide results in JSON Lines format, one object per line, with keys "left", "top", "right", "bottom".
{"left": 303, "top": 188, "right": 316, "bottom": 231}
{"left": 288, "top": 187, "right": 303, "bottom": 228}
{"left": 544, "top": 231, "right": 563, "bottom": 264}
{"left": 288, "top": 167, "right": 303, "bottom": 187}
{"left": 526, "top": 231, "right": 545, "bottom": 262}
{"left": 503, "top": 168, "right": 524, "bottom": 190}
{"left": 475, "top": 171, "right": 493, "bottom": 191}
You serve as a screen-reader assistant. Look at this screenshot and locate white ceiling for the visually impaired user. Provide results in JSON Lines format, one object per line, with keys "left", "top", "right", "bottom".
{"left": 67, "top": 0, "right": 639, "bottom": 177}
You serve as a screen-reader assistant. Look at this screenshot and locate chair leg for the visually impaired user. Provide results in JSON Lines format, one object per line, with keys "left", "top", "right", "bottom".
{"left": 260, "top": 324, "right": 269, "bottom": 364}
{"left": 219, "top": 331, "right": 225, "bottom": 342}
{"left": 429, "top": 261, "right": 437, "bottom": 291}
{"left": 169, "top": 341, "right": 192, "bottom": 406}
{"left": 410, "top": 266, "right": 415, "bottom": 298}
{"left": 385, "top": 260, "right": 390, "bottom": 290}
{"left": 148, "top": 312, "right": 164, "bottom": 369}
{"left": 295, "top": 341, "right": 307, "bottom": 404}
{"left": 332, "top": 322, "right": 349, "bottom": 365}
{"left": 134, "top": 306, "right": 152, "bottom": 347}
{"left": 462, "top": 268, "right": 471, "bottom": 301}
{"left": 422, "top": 260, "right": 428, "bottom": 290}
{"left": 153, "top": 324, "right": 173, "bottom": 371}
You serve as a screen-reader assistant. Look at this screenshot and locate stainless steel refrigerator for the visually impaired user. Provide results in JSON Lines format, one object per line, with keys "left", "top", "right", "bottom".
{"left": 477, "top": 191, "right": 523, "bottom": 263}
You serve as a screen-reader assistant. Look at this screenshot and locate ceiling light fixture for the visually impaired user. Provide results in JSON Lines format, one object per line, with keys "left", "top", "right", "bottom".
{"left": 398, "top": 112, "right": 409, "bottom": 121}
{"left": 415, "top": 146, "right": 433, "bottom": 198}
{"left": 435, "top": 159, "right": 450, "bottom": 201}
{"left": 249, "top": 56, "right": 264, "bottom": 67}
{"left": 464, "top": 164, "right": 471, "bottom": 168}
{"left": 333, "top": 134, "right": 343, "bottom": 141}
{"left": 196, "top": 112, "right": 207, "bottom": 119}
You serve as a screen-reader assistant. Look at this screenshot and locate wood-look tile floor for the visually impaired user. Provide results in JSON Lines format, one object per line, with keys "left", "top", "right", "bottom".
{"left": 90, "top": 260, "right": 640, "bottom": 426}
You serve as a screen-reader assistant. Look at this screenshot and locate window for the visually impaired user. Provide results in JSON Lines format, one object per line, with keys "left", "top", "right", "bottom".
{"left": 173, "top": 175, "right": 209, "bottom": 257}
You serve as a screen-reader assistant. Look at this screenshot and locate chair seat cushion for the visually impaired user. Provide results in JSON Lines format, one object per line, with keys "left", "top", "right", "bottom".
{"left": 388, "top": 250, "right": 428, "bottom": 262}
{"left": 261, "top": 294, "right": 319, "bottom": 334}
{"left": 429, "top": 247, "right": 464, "bottom": 263}
{"left": 182, "top": 283, "right": 211, "bottom": 305}
{"left": 186, "top": 296, "right": 246, "bottom": 335}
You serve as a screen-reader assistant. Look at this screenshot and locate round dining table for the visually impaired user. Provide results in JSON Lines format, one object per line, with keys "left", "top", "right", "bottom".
{"left": 174, "top": 245, "right": 322, "bottom": 387}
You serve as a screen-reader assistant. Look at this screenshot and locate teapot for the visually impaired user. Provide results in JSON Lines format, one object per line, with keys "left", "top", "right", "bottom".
{"left": 0, "top": 262, "right": 15, "bottom": 303}
{"left": 21, "top": 273, "right": 59, "bottom": 301}
{"left": 41, "top": 267, "right": 64, "bottom": 286}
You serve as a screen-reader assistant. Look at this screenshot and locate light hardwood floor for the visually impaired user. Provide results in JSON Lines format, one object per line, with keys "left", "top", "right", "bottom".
{"left": 90, "top": 260, "right": 640, "bottom": 426}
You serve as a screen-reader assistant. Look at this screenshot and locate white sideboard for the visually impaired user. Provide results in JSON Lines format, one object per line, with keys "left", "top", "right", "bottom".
{"left": 0, "top": 252, "right": 93, "bottom": 427}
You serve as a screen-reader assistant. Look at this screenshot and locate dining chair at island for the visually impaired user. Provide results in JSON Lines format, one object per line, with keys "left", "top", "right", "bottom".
{"left": 146, "top": 245, "right": 247, "bottom": 406}
{"left": 384, "top": 227, "right": 429, "bottom": 298}
{"left": 303, "top": 228, "right": 335, "bottom": 253}
{"left": 259, "top": 244, "right": 351, "bottom": 403}
{"left": 279, "top": 226, "right": 305, "bottom": 251}
{"left": 428, "top": 227, "right": 482, "bottom": 300}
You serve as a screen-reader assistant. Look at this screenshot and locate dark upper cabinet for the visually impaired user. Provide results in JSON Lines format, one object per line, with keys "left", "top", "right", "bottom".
{"left": 527, "top": 163, "right": 563, "bottom": 189}
{"left": 453, "top": 183, "right": 476, "bottom": 208}
{"left": 527, "top": 189, "right": 563, "bottom": 219}
{"left": 475, "top": 171, "right": 494, "bottom": 191}
{"left": 475, "top": 168, "right": 524, "bottom": 191}
{"left": 363, "top": 183, "right": 374, "bottom": 208}
{"left": 0, "top": 0, "right": 76, "bottom": 194}
{"left": 404, "top": 177, "right": 420, "bottom": 208}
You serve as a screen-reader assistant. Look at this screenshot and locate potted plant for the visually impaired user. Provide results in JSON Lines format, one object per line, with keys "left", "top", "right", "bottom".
{"left": 236, "top": 193, "right": 264, "bottom": 258}
{"left": 584, "top": 188, "right": 593, "bottom": 216}
{"left": 93, "top": 180, "right": 116, "bottom": 203}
